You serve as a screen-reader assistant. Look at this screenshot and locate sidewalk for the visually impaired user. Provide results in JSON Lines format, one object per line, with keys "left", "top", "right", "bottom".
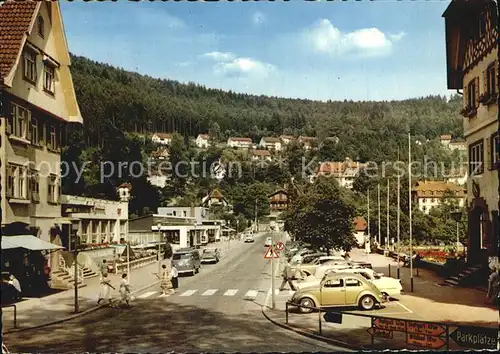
{"left": 262, "top": 248, "right": 499, "bottom": 350}
{"left": 1, "top": 238, "right": 244, "bottom": 334}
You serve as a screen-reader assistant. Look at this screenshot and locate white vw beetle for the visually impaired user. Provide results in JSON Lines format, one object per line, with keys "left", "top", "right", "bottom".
{"left": 294, "top": 264, "right": 403, "bottom": 298}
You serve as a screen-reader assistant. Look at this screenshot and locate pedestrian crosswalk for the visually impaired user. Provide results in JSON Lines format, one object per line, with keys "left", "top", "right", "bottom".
{"left": 135, "top": 288, "right": 295, "bottom": 301}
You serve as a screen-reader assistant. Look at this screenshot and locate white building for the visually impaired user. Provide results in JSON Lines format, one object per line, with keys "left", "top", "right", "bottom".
{"left": 259, "top": 137, "right": 282, "bottom": 151}
{"left": 196, "top": 134, "right": 210, "bottom": 148}
{"left": 251, "top": 149, "right": 273, "bottom": 162}
{"left": 411, "top": 181, "right": 466, "bottom": 215}
{"left": 446, "top": 165, "right": 468, "bottom": 186}
{"left": 298, "top": 136, "right": 317, "bottom": 150}
{"left": 440, "top": 134, "right": 452, "bottom": 147}
{"left": 353, "top": 216, "right": 368, "bottom": 248}
{"left": 227, "top": 137, "right": 252, "bottom": 149}
{"left": 148, "top": 174, "right": 169, "bottom": 188}
{"left": 448, "top": 140, "right": 467, "bottom": 152}
{"left": 313, "top": 159, "right": 366, "bottom": 189}
{"left": 201, "top": 188, "right": 231, "bottom": 209}
{"left": 280, "top": 135, "right": 295, "bottom": 146}
{"left": 152, "top": 133, "right": 171, "bottom": 146}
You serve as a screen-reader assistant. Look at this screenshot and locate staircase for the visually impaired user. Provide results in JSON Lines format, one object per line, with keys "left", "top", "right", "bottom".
{"left": 444, "top": 264, "right": 483, "bottom": 287}
{"left": 50, "top": 256, "right": 98, "bottom": 290}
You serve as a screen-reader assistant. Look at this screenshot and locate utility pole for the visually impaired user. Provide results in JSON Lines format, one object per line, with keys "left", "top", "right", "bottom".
{"left": 409, "top": 132, "right": 414, "bottom": 292}
{"left": 397, "top": 147, "right": 401, "bottom": 271}
{"left": 386, "top": 179, "right": 390, "bottom": 251}
{"left": 378, "top": 183, "right": 381, "bottom": 247}
{"left": 271, "top": 230, "right": 276, "bottom": 309}
{"left": 367, "top": 188, "right": 370, "bottom": 252}
{"left": 254, "top": 198, "right": 258, "bottom": 232}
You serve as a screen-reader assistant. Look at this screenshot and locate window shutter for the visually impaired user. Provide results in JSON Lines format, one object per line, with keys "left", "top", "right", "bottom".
{"left": 27, "top": 115, "right": 32, "bottom": 141}
{"left": 482, "top": 70, "right": 487, "bottom": 95}
{"left": 492, "top": 211, "right": 499, "bottom": 254}
{"left": 463, "top": 82, "right": 469, "bottom": 109}
{"left": 474, "top": 77, "right": 480, "bottom": 108}
{"left": 6, "top": 104, "right": 14, "bottom": 134}
{"left": 486, "top": 136, "right": 491, "bottom": 169}
{"left": 495, "top": 59, "right": 499, "bottom": 94}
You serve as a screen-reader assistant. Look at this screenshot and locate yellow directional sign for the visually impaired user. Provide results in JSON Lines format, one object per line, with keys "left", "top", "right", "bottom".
{"left": 373, "top": 318, "right": 406, "bottom": 332}
{"left": 406, "top": 333, "right": 446, "bottom": 349}
{"left": 407, "top": 321, "right": 446, "bottom": 337}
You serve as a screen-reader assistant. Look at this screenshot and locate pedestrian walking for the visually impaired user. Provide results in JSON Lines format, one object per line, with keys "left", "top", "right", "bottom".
{"left": 119, "top": 273, "right": 131, "bottom": 307}
{"left": 279, "top": 264, "right": 297, "bottom": 292}
{"left": 97, "top": 274, "right": 115, "bottom": 306}
{"left": 157, "top": 264, "right": 174, "bottom": 295}
{"left": 171, "top": 263, "right": 179, "bottom": 292}
{"left": 100, "top": 259, "right": 108, "bottom": 280}
{"left": 487, "top": 266, "right": 499, "bottom": 305}
{"left": 8, "top": 274, "right": 21, "bottom": 300}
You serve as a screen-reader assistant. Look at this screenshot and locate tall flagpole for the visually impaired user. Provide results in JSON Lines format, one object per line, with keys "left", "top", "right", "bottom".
{"left": 409, "top": 132, "right": 414, "bottom": 292}
{"left": 397, "top": 147, "right": 401, "bottom": 273}
{"left": 378, "top": 183, "right": 381, "bottom": 247}
{"left": 367, "top": 188, "right": 370, "bottom": 255}
{"left": 386, "top": 179, "right": 390, "bottom": 250}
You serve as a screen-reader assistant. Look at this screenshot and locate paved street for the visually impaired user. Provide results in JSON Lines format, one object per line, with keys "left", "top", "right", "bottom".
{"left": 3, "top": 233, "right": 350, "bottom": 352}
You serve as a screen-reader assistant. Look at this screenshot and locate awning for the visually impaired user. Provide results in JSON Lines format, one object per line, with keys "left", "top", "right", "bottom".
{"left": 2, "top": 235, "right": 64, "bottom": 251}
{"left": 53, "top": 217, "right": 80, "bottom": 225}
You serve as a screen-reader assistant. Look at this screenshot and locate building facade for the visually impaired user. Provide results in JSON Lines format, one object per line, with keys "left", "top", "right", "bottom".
{"left": 268, "top": 189, "right": 288, "bottom": 217}
{"left": 313, "top": 159, "right": 365, "bottom": 189}
{"left": 196, "top": 134, "right": 209, "bottom": 148}
{"left": 411, "top": 181, "right": 467, "bottom": 214}
{"left": 227, "top": 137, "right": 252, "bottom": 149}
{"left": 443, "top": 0, "right": 499, "bottom": 267}
{"left": 259, "top": 137, "right": 282, "bottom": 151}
{"left": 151, "top": 133, "right": 171, "bottom": 145}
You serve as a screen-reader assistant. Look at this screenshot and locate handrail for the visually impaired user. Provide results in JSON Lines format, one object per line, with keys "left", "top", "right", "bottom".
{"left": 2, "top": 304, "right": 17, "bottom": 328}
{"left": 115, "top": 255, "right": 157, "bottom": 274}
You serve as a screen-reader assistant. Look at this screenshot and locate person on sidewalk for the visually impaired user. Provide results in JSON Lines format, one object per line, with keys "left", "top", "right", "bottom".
{"left": 100, "top": 260, "right": 108, "bottom": 280}
{"left": 279, "top": 265, "right": 297, "bottom": 292}
{"left": 8, "top": 274, "right": 22, "bottom": 301}
{"left": 170, "top": 263, "right": 179, "bottom": 292}
{"left": 487, "top": 266, "right": 499, "bottom": 305}
{"left": 119, "top": 273, "right": 131, "bottom": 308}
{"left": 97, "top": 274, "right": 115, "bottom": 306}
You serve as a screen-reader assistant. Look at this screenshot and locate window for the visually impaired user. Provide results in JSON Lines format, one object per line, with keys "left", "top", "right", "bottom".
{"left": 467, "top": 79, "right": 476, "bottom": 109}
{"left": 345, "top": 278, "right": 362, "bottom": 287}
{"left": 48, "top": 174, "right": 57, "bottom": 203}
{"left": 8, "top": 103, "right": 30, "bottom": 139}
{"left": 486, "top": 64, "right": 496, "bottom": 97}
{"left": 23, "top": 50, "right": 37, "bottom": 83}
{"left": 43, "top": 64, "right": 55, "bottom": 93}
{"left": 6, "top": 164, "right": 27, "bottom": 199}
{"left": 46, "top": 124, "right": 57, "bottom": 150}
{"left": 469, "top": 140, "right": 484, "bottom": 175}
{"left": 29, "top": 170, "right": 40, "bottom": 202}
{"left": 29, "top": 117, "right": 40, "bottom": 145}
{"left": 38, "top": 16, "right": 44, "bottom": 37}
{"left": 355, "top": 272, "right": 372, "bottom": 280}
{"left": 324, "top": 279, "right": 343, "bottom": 288}
{"left": 491, "top": 133, "right": 499, "bottom": 169}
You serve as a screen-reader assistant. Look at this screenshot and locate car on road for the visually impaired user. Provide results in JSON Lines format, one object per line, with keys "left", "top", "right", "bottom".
{"left": 172, "top": 248, "right": 201, "bottom": 275}
{"left": 289, "top": 272, "right": 386, "bottom": 313}
{"left": 244, "top": 234, "right": 255, "bottom": 243}
{"left": 264, "top": 237, "right": 273, "bottom": 246}
{"left": 295, "top": 267, "right": 402, "bottom": 298}
{"left": 200, "top": 248, "right": 220, "bottom": 264}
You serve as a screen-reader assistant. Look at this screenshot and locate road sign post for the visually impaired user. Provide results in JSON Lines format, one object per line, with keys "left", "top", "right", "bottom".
{"left": 449, "top": 326, "right": 498, "bottom": 350}
{"left": 271, "top": 232, "right": 275, "bottom": 310}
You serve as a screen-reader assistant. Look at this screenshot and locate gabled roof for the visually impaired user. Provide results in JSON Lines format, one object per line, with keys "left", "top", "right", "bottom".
{"left": 0, "top": 0, "right": 39, "bottom": 79}
{"left": 197, "top": 134, "right": 209, "bottom": 140}
{"left": 268, "top": 189, "right": 288, "bottom": 198}
{"left": 252, "top": 150, "right": 271, "bottom": 157}
{"left": 228, "top": 137, "right": 252, "bottom": 142}
{"left": 280, "top": 135, "right": 295, "bottom": 140}
{"left": 261, "top": 137, "right": 280, "bottom": 143}
{"left": 153, "top": 133, "right": 171, "bottom": 139}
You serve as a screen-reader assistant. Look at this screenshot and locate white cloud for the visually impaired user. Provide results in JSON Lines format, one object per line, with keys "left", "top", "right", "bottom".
{"left": 214, "top": 58, "right": 276, "bottom": 79}
{"left": 302, "top": 19, "right": 402, "bottom": 57}
{"left": 201, "top": 51, "right": 236, "bottom": 61}
{"left": 390, "top": 31, "right": 407, "bottom": 42}
{"left": 252, "top": 11, "right": 265, "bottom": 25}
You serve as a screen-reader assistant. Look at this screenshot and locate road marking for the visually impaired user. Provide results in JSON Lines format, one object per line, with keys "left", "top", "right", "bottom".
{"left": 202, "top": 289, "right": 218, "bottom": 296}
{"left": 396, "top": 301, "right": 413, "bottom": 313}
{"left": 158, "top": 293, "right": 171, "bottom": 298}
{"left": 179, "top": 290, "right": 197, "bottom": 297}
{"left": 223, "top": 289, "right": 238, "bottom": 296}
{"left": 137, "top": 291, "right": 157, "bottom": 299}
{"left": 244, "top": 290, "right": 258, "bottom": 299}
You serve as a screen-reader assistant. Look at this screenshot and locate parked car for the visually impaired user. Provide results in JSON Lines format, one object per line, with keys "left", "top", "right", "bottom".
{"left": 200, "top": 248, "right": 220, "bottom": 264}
{"left": 172, "top": 248, "right": 201, "bottom": 275}
{"left": 264, "top": 237, "right": 273, "bottom": 247}
{"left": 296, "top": 256, "right": 347, "bottom": 276}
{"left": 294, "top": 263, "right": 356, "bottom": 286}
{"left": 296, "top": 267, "right": 402, "bottom": 298}
{"left": 244, "top": 234, "right": 255, "bottom": 243}
{"left": 289, "top": 272, "right": 386, "bottom": 313}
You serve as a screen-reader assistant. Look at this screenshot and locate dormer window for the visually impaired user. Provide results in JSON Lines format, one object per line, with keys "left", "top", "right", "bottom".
{"left": 23, "top": 50, "right": 37, "bottom": 83}
{"left": 37, "top": 16, "right": 44, "bottom": 38}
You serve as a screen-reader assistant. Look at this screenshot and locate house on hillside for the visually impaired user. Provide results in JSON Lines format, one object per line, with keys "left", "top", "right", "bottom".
{"left": 440, "top": 134, "right": 452, "bottom": 147}
{"left": 411, "top": 181, "right": 466, "bottom": 215}
{"left": 251, "top": 149, "right": 272, "bottom": 162}
{"left": 443, "top": 0, "right": 499, "bottom": 269}
{"left": 227, "top": 137, "right": 252, "bottom": 149}
{"left": 0, "top": 1, "right": 84, "bottom": 288}
{"left": 259, "top": 137, "right": 282, "bottom": 151}
{"left": 150, "top": 148, "right": 169, "bottom": 160}
{"left": 196, "top": 134, "right": 210, "bottom": 148}
{"left": 201, "top": 188, "right": 231, "bottom": 208}
{"left": 152, "top": 133, "right": 171, "bottom": 145}
{"left": 446, "top": 165, "right": 468, "bottom": 186}
{"left": 298, "top": 136, "right": 317, "bottom": 150}
{"left": 280, "top": 135, "right": 295, "bottom": 146}
{"left": 268, "top": 189, "right": 288, "bottom": 217}
{"left": 448, "top": 139, "right": 467, "bottom": 152}
{"left": 313, "top": 159, "right": 366, "bottom": 189}
{"left": 353, "top": 216, "right": 368, "bottom": 248}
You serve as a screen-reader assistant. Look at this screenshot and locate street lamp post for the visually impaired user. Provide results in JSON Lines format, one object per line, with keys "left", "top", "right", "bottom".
{"left": 157, "top": 222, "right": 162, "bottom": 275}
{"left": 451, "top": 211, "right": 462, "bottom": 256}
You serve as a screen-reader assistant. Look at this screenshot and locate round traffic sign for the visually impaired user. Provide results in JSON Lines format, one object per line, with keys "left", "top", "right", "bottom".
{"left": 276, "top": 241, "right": 284, "bottom": 251}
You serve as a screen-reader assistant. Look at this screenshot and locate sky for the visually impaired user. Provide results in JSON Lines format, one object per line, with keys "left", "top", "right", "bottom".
{"left": 60, "top": 0, "right": 453, "bottom": 102}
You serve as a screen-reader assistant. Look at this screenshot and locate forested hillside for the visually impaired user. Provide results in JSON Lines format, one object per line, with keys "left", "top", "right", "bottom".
{"left": 70, "top": 54, "right": 463, "bottom": 163}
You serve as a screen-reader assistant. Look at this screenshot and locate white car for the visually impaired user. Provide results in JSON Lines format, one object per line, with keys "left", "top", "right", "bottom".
{"left": 264, "top": 237, "right": 273, "bottom": 247}
{"left": 295, "top": 266, "right": 402, "bottom": 298}
{"left": 244, "top": 234, "right": 255, "bottom": 243}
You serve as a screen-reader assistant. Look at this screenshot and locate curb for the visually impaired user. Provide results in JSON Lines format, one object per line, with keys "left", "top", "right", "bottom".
{"left": 3, "top": 280, "right": 161, "bottom": 335}
{"left": 260, "top": 306, "right": 363, "bottom": 351}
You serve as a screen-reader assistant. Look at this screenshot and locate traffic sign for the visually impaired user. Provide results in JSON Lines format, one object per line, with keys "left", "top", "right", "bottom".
{"left": 264, "top": 246, "right": 280, "bottom": 259}
{"left": 406, "top": 333, "right": 446, "bottom": 349}
{"left": 450, "top": 326, "right": 498, "bottom": 350}
{"left": 373, "top": 318, "right": 406, "bottom": 332}
{"left": 407, "top": 321, "right": 446, "bottom": 336}
{"left": 367, "top": 327, "right": 393, "bottom": 339}
{"left": 275, "top": 241, "right": 284, "bottom": 252}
